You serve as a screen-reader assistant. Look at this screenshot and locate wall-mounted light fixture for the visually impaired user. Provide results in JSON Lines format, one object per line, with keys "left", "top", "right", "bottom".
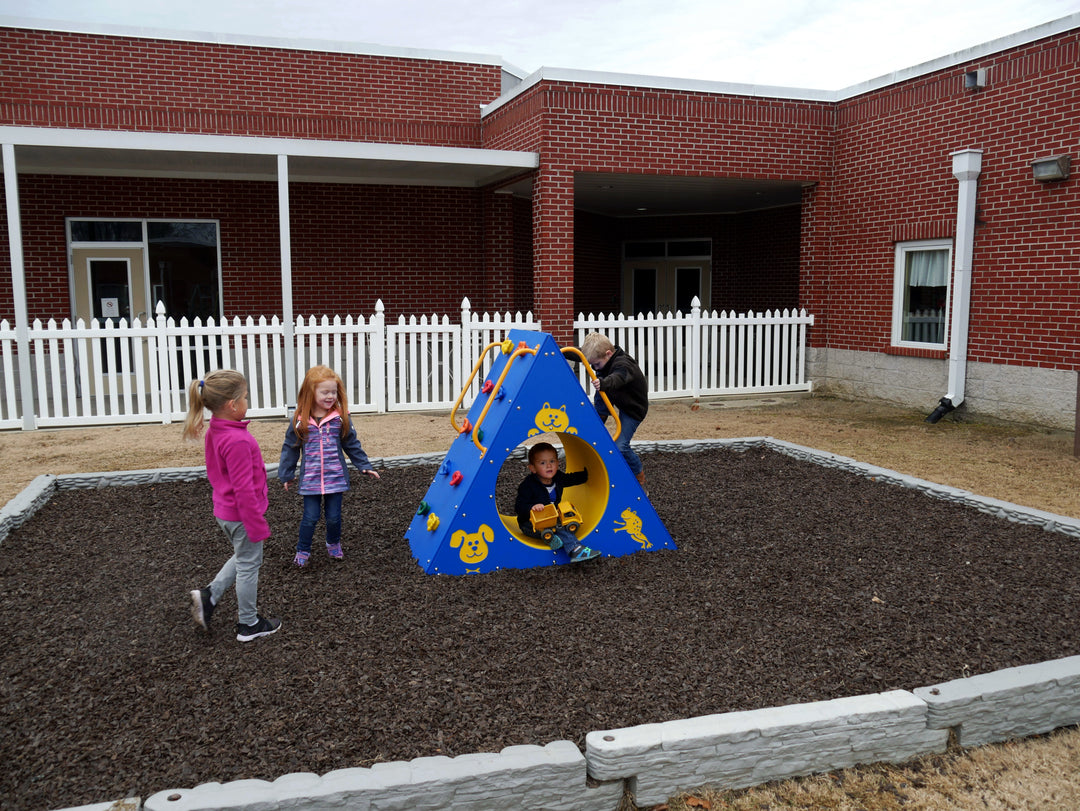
{"left": 1030, "top": 155, "right": 1071, "bottom": 182}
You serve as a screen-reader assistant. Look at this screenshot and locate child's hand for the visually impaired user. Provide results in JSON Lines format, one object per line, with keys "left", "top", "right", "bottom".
{"left": 363, "top": 469, "right": 382, "bottom": 480}
{"left": 591, "top": 378, "right": 601, "bottom": 391}
{"left": 531, "top": 503, "right": 545, "bottom": 512}
{"left": 282, "top": 480, "right": 290, "bottom": 491}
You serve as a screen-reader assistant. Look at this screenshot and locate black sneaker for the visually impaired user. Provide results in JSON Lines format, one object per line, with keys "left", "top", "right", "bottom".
{"left": 235, "top": 615, "right": 282, "bottom": 642}
{"left": 190, "top": 588, "right": 214, "bottom": 631}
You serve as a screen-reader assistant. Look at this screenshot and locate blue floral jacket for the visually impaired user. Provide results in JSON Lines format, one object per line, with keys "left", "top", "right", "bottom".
{"left": 277, "top": 411, "right": 373, "bottom": 495}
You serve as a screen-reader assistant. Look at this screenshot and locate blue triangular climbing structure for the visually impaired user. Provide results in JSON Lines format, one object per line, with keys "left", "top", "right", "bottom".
{"left": 405, "top": 329, "right": 676, "bottom": 575}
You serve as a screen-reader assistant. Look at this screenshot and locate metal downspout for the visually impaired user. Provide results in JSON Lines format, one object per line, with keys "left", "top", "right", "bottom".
{"left": 927, "top": 148, "right": 982, "bottom": 423}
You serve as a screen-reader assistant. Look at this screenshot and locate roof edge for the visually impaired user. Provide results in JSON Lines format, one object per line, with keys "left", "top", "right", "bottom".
{"left": 835, "top": 12, "right": 1080, "bottom": 100}
{"left": 483, "top": 12, "right": 1080, "bottom": 115}
{"left": 0, "top": 14, "right": 505, "bottom": 67}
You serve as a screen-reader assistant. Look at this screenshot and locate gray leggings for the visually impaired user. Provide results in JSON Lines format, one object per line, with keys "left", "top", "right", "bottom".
{"left": 209, "top": 518, "right": 264, "bottom": 626}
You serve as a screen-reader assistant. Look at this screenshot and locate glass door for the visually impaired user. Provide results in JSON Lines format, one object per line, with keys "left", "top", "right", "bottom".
{"left": 72, "top": 248, "right": 148, "bottom": 325}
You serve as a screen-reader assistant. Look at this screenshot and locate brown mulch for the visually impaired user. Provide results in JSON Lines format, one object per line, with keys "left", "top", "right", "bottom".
{"left": 3, "top": 447, "right": 1079, "bottom": 811}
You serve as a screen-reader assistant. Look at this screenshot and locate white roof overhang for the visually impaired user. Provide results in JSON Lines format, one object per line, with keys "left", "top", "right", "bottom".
{"left": 0, "top": 127, "right": 538, "bottom": 188}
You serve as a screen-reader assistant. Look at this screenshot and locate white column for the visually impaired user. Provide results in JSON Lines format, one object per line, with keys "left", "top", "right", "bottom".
{"left": 278, "top": 154, "right": 297, "bottom": 413}
{"left": 3, "top": 143, "right": 36, "bottom": 429}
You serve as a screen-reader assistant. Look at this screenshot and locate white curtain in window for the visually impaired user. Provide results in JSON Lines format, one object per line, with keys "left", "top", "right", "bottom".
{"left": 906, "top": 250, "right": 948, "bottom": 286}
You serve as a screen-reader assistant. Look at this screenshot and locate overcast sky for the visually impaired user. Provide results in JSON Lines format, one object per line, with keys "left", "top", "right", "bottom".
{"left": 5, "top": 0, "right": 1079, "bottom": 89}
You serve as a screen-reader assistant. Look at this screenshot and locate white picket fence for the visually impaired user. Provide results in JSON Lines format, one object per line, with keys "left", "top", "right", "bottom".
{"left": 902, "top": 308, "right": 945, "bottom": 344}
{"left": 0, "top": 297, "right": 813, "bottom": 430}
{"left": 575, "top": 301, "right": 814, "bottom": 397}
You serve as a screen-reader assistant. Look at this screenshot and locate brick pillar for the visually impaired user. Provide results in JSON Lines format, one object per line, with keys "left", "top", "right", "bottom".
{"left": 483, "top": 190, "right": 515, "bottom": 312}
{"left": 798, "top": 180, "right": 831, "bottom": 345}
{"left": 532, "top": 166, "right": 575, "bottom": 346}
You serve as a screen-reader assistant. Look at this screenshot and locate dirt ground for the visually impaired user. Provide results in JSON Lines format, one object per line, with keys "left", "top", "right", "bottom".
{"left": 2, "top": 393, "right": 1080, "bottom": 810}
{"left": 3, "top": 394, "right": 1078, "bottom": 519}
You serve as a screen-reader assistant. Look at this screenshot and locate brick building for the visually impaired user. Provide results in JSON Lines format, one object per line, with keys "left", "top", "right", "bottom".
{"left": 1, "top": 15, "right": 1077, "bottom": 427}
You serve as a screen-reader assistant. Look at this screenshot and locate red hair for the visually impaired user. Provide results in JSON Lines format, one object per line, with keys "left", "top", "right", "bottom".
{"left": 293, "top": 365, "right": 350, "bottom": 441}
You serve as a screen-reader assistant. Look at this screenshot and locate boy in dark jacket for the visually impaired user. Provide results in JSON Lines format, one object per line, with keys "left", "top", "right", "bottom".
{"left": 581, "top": 332, "right": 649, "bottom": 492}
{"left": 515, "top": 442, "right": 599, "bottom": 563}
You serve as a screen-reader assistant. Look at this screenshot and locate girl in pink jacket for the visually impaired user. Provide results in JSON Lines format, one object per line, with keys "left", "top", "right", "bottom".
{"left": 184, "top": 369, "right": 281, "bottom": 643}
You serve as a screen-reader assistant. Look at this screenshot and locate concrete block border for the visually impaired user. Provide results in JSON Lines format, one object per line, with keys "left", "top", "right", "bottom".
{"left": 6, "top": 437, "right": 1074, "bottom": 811}
{"left": 586, "top": 690, "right": 951, "bottom": 806}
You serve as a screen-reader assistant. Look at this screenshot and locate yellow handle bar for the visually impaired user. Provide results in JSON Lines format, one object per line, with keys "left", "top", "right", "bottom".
{"left": 472, "top": 343, "right": 539, "bottom": 456}
{"left": 449, "top": 341, "right": 503, "bottom": 433}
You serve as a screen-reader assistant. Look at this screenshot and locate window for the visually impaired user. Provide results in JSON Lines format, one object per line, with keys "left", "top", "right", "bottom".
{"left": 70, "top": 220, "right": 143, "bottom": 243}
{"left": 892, "top": 240, "right": 951, "bottom": 347}
{"left": 147, "top": 222, "right": 220, "bottom": 321}
{"left": 68, "top": 218, "right": 221, "bottom": 322}
{"left": 623, "top": 239, "right": 711, "bottom": 260}
{"left": 622, "top": 238, "right": 711, "bottom": 315}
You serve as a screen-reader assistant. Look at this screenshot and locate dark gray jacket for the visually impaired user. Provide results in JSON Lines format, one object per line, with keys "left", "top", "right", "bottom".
{"left": 594, "top": 347, "right": 648, "bottom": 422}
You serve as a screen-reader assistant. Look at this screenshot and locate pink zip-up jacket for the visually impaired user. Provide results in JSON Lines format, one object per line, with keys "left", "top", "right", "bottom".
{"left": 205, "top": 415, "right": 270, "bottom": 542}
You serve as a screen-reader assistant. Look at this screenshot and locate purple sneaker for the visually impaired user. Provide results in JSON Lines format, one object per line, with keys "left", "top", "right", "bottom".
{"left": 326, "top": 542, "right": 344, "bottom": 560}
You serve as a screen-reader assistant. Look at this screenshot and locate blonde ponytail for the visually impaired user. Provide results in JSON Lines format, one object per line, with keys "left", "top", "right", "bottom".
{"left": 181, "top": 369, "right": 248, "bottom": 441}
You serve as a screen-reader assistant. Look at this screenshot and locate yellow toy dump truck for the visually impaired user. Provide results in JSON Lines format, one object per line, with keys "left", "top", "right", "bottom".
{"left": 530, "top": 500, "right": 582, "bottom": 542}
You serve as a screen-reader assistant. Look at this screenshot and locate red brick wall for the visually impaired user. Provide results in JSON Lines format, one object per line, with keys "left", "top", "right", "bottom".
{"left": 288, "top": 183, "right": 483, "bottom": 318}
{"left": 512, "top": 196, "right": 534, "bottom": 314}
{"left": 0, "top": 175, "right": 488, "bottom": 321}
{"left": 806, "top": 29, "right": 1080, "bottom": 371}
{"left": 6, "top": 23, "right": 1077, "bottom": 374}
{"left": 0, "top": 27, "right": 501, "bottom": 146}
{"left": 485, "top": 83, "right": 834, "bottom": 177}
{"left": 573, "top": 211, "right": 621, "bottom": 315}
{"left": 732, "top": 207, "right": 802, "bottom": 312}
{"left": 0, "top": 175, "right": 279, "bottom": 321}
{"left": 484, "top": 82, "right": 831, "bottom": 341}
{"left": 531, "top": 166, "right": 576, "bottom": 344}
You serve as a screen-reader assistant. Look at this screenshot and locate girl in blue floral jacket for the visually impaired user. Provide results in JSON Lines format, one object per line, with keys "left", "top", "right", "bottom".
{"left": 278, "top": 366, "right": 380, "bottom": 567}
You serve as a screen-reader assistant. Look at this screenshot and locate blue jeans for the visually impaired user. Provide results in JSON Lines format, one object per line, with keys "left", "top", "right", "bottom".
{"left": 552, "top": 527, "right": 581, "bottom": 553}
{"left": 520, "top": 524, "right": 581, "bottom": 553}
{"left": 297, "top": 492, "right": 344, "bottom": 553}
{"left": 614, "top": 413, "right": 644, "bottom": 475}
